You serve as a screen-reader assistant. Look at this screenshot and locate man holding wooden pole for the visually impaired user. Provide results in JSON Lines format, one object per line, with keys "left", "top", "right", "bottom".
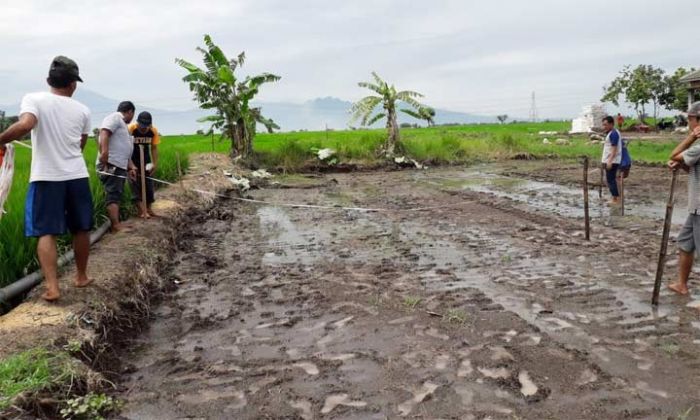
{"left": 667, "top": 102, "right": 700, "bottom": 296}
{"left": 128, "top": 112, "right": 160, "bottom": 219}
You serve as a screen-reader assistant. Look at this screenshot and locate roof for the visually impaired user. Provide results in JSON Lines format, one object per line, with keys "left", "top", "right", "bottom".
{"left": 680, "top": 69, "right": 700, "bottom": 83}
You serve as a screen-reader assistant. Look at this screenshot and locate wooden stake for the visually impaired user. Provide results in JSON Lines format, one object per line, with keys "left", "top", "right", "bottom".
{"left": 139, "top": 145, "right": 147, "bottom": 215}
{"left": 652, "top": 169, "right": 678, "bottom": 306}
{"left": 619, "top": 174, "right": 625, "bottom": 216}
{"left": 176, "top": 152, "right": 184, "bottom": 189}
{"left": 583, "top": 157, "right": 590, "bottom": 241}
{"left": 599, "top": 163, "right": 604, "bottom": 199}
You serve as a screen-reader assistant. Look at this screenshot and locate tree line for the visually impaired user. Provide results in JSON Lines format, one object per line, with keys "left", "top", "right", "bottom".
{"left": 602, "top": 65, "right": 695, "bottom": 122}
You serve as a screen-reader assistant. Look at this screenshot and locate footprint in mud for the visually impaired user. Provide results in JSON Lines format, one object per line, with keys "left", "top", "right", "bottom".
{"left": 458, "top": 359, "right": 474, "bottom": 377}
{"left": 293, "top": 361, "right": 320, "bottom": 375}
{"left": 435, "top": 354, "right": 450, "bottom": 370}
{"left": 388, "top": 315, "right": 415, "bottom": 325}
{"left": 490, "top": 346, "right": 515, "bottom": 362}
{"left": 518, "top": 371, "right": 538, "bottom": 397}
{"left": 290, "top": 399, "right": 313, "bottom": 420}
{"left": 321, "top": 393, "right": 368, "bottom": 415}
{"left": 576, "top": 368, "right": 598, "bottom": 386}
{"left": 397, "top": 381, "right": 440, "bottom": 417}
{"left": 478, "top": 366, "right": 511, "bottom": 380}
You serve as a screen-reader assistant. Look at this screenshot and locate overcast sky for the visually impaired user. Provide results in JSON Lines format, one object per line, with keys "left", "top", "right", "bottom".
{"left": 0, "top": 0, "right": 695, "bottom": 118}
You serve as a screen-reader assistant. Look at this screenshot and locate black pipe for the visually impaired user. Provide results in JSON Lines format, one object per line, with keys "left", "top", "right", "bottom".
{"left": 0, "top": 220, "right": 111, "bottom": 307}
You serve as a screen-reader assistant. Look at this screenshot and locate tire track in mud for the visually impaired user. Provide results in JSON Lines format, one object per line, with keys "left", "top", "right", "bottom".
{"left": 116, "top": 169, "right": 699, "bottom": 419}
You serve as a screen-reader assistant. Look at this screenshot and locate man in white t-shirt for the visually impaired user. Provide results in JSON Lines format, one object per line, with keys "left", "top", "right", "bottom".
{"left": 601, "top": 115, "right": 623, "bottom": 205}
{"left": 0, "top": 56, "right": 93, "bottom": 301}
{"left": 97, "top": 101, "right": 137, "bottom": 232}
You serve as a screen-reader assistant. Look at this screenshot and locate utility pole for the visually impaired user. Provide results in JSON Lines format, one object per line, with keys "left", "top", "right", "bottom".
{"left": 529, "top": 91, "right": 538, "bottom": 123}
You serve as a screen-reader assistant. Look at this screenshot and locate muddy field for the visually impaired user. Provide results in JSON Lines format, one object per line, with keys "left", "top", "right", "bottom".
{"left": 115, "top": 162, "right": 700, "bottom": 419}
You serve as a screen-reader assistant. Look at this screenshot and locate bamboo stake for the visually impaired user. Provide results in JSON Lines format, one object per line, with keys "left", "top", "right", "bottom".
{"left": 583, "top": 157, "right": 590, "bottom": 240}
{"left": 599, "top": 163, "right": 604, "bottom": 199}
{"left": 652, "top": 169, "right": 678, "bottom": 306}
{"left": 619, "top": 174, "right": 625, "bottom": 216}
{"left": 176, "top": 152, "right": 184, "bottom": 189}
{"left": 139, "top": 145, "right": 147, "bottom": 215}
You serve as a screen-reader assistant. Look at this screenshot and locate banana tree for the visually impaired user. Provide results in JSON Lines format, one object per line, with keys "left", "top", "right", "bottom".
{"left": 402, "top": 106, "right": 436, "bottom": 127}
{"left": 176, "top": 35, "right": 280, "bottom": 157}
{"left": 351, "top": 72, "right": 429, "bottom": 156}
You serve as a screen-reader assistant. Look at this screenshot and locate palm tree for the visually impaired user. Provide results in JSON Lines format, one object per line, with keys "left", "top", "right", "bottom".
{"left": 176, "top": 35, "right": 280, "bottom": 157}
{"left": 351, "top": 72, "right": 429, "bottom": 156}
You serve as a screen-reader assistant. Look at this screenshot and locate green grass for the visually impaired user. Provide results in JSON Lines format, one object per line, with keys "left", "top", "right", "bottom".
{"left": 0, "top": 137, "right": 198, "bottom": 287}
{"left": 403, "top": 296, "right": 421, "bottom": 309}
{"left": 0, "top": 348, "right": 78, "bottom": 411}
{"left": 0, "top": 121, "right": 685, "bottom": 287}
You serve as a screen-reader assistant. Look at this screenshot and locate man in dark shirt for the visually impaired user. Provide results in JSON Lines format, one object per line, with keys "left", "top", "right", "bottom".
{"left": 128, "top": 111, "right": 160, "bottom": 219}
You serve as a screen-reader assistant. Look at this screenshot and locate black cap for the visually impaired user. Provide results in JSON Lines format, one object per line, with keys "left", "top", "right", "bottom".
{"left": 49, "top": 56, "right": 83, "bottom": 82}
{"left": 137, "top": 111, "right": 152, "bottom": 126}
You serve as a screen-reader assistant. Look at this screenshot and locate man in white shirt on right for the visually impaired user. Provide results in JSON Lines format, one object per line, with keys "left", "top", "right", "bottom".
{"left": 97, "top": 101, "right": 137, "bottom": 232}
{"left": 0, "top": 56, "right": 93, "bottom": 301}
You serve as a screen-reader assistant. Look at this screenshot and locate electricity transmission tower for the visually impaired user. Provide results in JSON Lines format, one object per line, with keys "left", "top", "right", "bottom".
{"left": 529, "top": 92, "right": 538, "bottom": 122}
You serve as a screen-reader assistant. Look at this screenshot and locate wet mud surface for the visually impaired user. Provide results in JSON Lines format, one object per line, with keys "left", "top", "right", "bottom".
{"left": 117, "top": 163, "right": 700, "bottom": 419}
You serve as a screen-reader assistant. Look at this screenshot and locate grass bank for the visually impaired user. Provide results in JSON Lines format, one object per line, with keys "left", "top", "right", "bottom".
{"left": 0, "top": 139, "right": 190, "bottom": 287}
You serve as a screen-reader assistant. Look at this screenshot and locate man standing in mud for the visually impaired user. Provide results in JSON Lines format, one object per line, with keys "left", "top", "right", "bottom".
{"left": 0, "top": 56, "right": 93, "bottom": 301}
{"left": 97, "top": 101, "right": 138, "bottom": 232}
{"left": 601, "top": 116, "right": 623, "bottom": 205}
{"left": 668, "top": 102, "right": 700, "bottom": 296}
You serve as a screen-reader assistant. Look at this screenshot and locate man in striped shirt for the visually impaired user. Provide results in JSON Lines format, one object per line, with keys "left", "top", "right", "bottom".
{"left": 668, "top": 101, "right": 700, "bottom": 295}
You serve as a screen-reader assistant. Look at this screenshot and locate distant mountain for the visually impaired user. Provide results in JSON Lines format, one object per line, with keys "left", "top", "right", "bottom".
{"left": 1, "top": 91, "right": 496, "bottom": 135}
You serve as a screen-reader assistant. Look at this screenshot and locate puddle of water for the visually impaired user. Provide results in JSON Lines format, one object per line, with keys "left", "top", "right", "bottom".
{"left": 418, "top": 170, "right": 687, "bottom": 225}
{"left": 257, "top": 206, "right": 328, "bottom": 266}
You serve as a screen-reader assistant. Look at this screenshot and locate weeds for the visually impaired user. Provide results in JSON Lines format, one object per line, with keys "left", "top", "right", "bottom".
{"left": 659, "top": 341, "right": 680, "bottom": 356}
{"left": 444, "top": 309, "right": 467, "bottom": 324}
{"left": 60, "top": 393, "right": 122, "bottom": 420}
{"left": 368, "top": 295, "right": 383, "bottom": 307}
{"left": 403, "top": 296, "right": 421, "bottom": 309}
{"left": 0, "top": 348, "right": 78, "bottom": 411}
{"left": 676, "top": 406, "right": 695, "bottom": 420}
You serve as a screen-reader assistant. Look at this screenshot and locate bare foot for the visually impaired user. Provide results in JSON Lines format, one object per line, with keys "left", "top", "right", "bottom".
{"left": 111, "top": 224, "right": 133, "bottom": 233}
{"left": 668, "top": 283, "right": 689, "bottom": 295}
{"left": 139, "top": 213, "right": 151, "bottom": 219}
{"left": 147, "top": 211, "right": 159, "bottom": 218}
{"left": 41, "top": 289, "right": 60, "bottom": 302}
{"left": 73, "top": 276, "right": 93, "bottom": 288}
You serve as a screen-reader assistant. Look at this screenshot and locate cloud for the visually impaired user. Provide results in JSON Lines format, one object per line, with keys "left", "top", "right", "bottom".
{"left": 0, "top": 0, "right": 697, "bottom": 120}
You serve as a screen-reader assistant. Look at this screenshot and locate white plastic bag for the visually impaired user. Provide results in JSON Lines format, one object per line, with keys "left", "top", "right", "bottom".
{"left": 0, "top": 143, "right": 15, "bottom": 218}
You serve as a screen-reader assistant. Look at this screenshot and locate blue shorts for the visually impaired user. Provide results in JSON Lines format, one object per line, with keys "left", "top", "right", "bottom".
{"left": 25, "top": 178, "right": 94, "bottom": 237}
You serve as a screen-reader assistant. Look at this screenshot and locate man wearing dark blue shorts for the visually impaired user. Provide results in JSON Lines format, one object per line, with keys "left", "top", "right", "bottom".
{"left": 0, "top": 56, "right": 93, "bottom": 301}
{"left": 601, "top": 116, "right": 623, "bottom": 205}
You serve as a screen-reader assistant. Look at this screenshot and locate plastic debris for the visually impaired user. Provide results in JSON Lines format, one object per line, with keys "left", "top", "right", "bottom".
{"left": 251, "top": 169, "right": 272, "bottom": 179}
{"left": 317, "top": 148, "right": 335, "bottom": 161}
{"left": 229, "top": 176, "right": 250, "bottom": 191}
